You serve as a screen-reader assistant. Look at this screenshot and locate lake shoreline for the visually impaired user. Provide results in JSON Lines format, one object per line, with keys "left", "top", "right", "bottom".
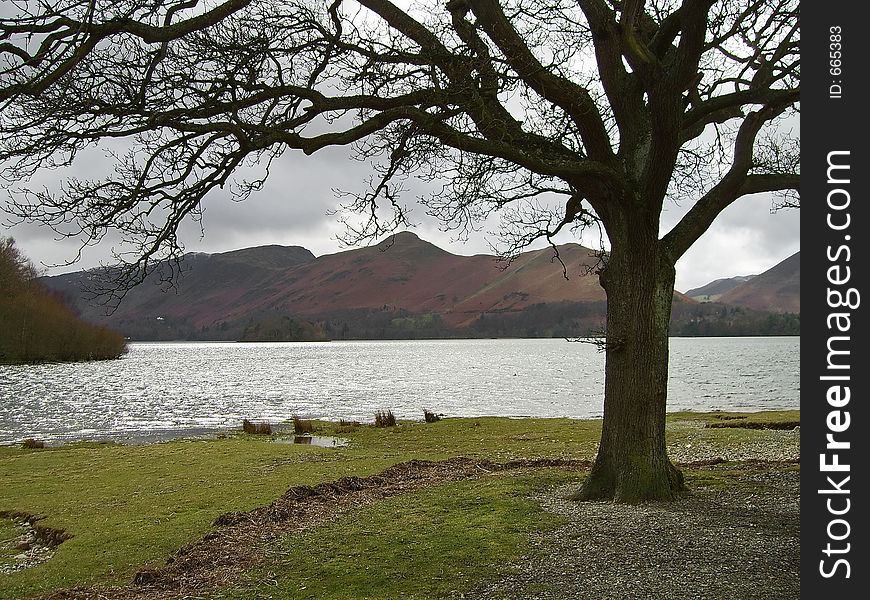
{"left": 1, "top": 408, "right": 800, "bottom": 449}
{"left": 1, "top": 411, "right": 799, "bottom": 599}
{"left": 1, "top": 338, "right": 800, "bottom": 446}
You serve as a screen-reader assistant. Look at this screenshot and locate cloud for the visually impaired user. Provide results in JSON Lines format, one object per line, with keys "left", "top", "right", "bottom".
{"left": 669, "top": 194, "right": 799, "bottom": 291}
{"left": 2, "top": 145, "right": 798, "bottom": 293}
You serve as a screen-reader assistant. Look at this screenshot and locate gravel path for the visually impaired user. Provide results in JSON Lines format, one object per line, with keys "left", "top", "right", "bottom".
{"left": 471, "top": 427, "right": 800, "bottom": 600}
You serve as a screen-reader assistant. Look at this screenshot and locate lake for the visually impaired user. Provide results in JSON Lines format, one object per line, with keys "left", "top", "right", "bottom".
{"left": 0, "top": 337, "right": 799, "bottom": 445}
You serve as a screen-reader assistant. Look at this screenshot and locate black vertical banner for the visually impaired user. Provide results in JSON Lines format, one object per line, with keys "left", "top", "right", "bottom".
{"left": 802, "top": 1, "right": 868, "bottom": 597}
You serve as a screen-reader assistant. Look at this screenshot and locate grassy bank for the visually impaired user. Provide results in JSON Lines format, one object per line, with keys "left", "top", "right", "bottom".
{"left": 0, "top": 411, "right": 799, "bottom": 599}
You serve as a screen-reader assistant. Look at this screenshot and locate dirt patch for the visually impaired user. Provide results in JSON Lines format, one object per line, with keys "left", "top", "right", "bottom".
{"left": 471, "top": 463, "right": 800, "bottom": 600}
{"left": 705, "top": 421, "right": 800, "bottom": 430}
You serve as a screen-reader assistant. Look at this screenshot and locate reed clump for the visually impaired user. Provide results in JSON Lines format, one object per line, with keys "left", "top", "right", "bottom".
{"left": 242, "top": 419, "right": 272, "bottom": 435}
{"left": 292, "top": 415, "right": 316, "bottom": 434}
{"left": 374, "top": 410, "right": 397, "bottom": 428}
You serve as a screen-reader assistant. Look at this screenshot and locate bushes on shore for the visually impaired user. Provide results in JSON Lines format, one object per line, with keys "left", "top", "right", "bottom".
{"left": 242, "top": 419, "right": 273, "bottom": 435}
{"left": 374, "top": 410, "right": 397, "bottom": 427}
{"left": 0, "top": 237, "right": 128, "bottom": 364}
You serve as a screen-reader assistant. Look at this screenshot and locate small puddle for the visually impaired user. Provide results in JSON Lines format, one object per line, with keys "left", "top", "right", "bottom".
{"left": 275, "top": 436, "right": 348, "bottom": 448}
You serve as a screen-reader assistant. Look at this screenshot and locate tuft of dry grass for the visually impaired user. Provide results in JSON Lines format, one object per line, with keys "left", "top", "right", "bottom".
{"left": 374, "top": 410, "right": 397, "bottom": 428}
{"left": 336, "top": 419, "right": 361, "bottom": 433}
{"left": 242, "top": 419, "right": 272, "bottom": 435}
{"left": 21, "top": 438, "right": 45, "bottom": 449}
{"left": 292, "top": 415, "right": 316, "bottom": 434}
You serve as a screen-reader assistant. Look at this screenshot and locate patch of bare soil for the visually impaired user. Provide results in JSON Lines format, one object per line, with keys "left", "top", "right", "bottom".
{"left": 40, "top": 457, "right": 589, "bottom": 600}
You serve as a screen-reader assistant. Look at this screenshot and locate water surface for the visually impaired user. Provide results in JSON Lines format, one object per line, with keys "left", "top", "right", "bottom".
{"left": 0, "top": 337, "right": 799, "bottom": 445}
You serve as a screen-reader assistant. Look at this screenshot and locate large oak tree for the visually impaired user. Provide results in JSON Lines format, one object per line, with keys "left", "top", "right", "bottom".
{"left": 0, "top": 0, "right": 798, "bottom": 501}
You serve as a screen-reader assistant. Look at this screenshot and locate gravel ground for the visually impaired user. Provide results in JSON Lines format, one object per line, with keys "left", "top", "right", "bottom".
{"left": 471, "top": 428, "right": 800, "bottom": 600}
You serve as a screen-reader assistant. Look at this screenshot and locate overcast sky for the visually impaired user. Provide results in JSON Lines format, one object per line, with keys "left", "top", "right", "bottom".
{"left": 0, "top": 2, "right": 800, "bottom": 296}
{"left": 2, "top": 140, "right": 798, "bottom": 294}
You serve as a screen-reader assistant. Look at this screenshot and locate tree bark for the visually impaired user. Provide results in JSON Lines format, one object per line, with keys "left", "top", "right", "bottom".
{"left": 570, "top": 231, "right": 687, "bottom": 502}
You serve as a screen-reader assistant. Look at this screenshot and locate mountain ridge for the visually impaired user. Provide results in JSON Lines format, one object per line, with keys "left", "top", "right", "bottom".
{"left": 717, "top": 251, "right": 800, "bottom": 313}
{"left": 685, "top": 275, "right": 756, "bottom": 301}
{"left": 41, "top": 233, "right": 799, "bottom": 340}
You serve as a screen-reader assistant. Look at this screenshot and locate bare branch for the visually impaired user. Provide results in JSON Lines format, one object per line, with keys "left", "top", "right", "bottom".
{"left": 0, "top": 0, "right": 797, "bottom": 293}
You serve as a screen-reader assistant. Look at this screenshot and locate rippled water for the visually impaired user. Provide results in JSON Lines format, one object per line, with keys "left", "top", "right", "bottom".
{"left": 0, "top": 337, "right": 799, "bottom": 445}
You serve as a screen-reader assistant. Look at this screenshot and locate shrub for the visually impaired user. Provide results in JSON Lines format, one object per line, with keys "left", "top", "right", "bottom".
{"left": 242, "top": 419, "right": 272, "bottom": 435}
{"left": 423, "top": 409, "right": 441, "bottom": 423}
{"left": 292, "top": 415, "right": 315, "bottom": 434}
{"left": 374, "top": 409, "right": 397, "bottom": 428}
{"left": 21, "top": 438, "right": 45, "bottom": 449}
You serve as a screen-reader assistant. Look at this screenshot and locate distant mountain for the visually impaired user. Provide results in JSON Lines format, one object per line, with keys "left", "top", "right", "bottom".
{"left": 272, "top": 232, "right": 608, "bottom": 327}
{"left": 41, "top": 233, "right": 798, "bottom": 340}
{"left": 718, "top": 252, "right": 800, "bottom": 313}
{"left": 685, "top": 275, "right": 756, "bottom": 302}
{"left": 42, "top": 232, "right": 612, "bottom": 340}
{"left": 44, "top": 244, "right": 316, "bottom": 339}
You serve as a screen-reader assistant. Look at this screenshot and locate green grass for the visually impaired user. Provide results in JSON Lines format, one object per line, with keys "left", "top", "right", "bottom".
{"left": 703, "top": 410, "right": 800, "bottom": 430}
{"left": 227, "top": 471, "right": 576, "bottom": 600}
{"left": 669, "top": 409, "right": 799, "bottom": 428}
{"left": 329, "top": 415, "right": 603, "bottom": 462}
{"left": 685, "top": 462, "right": 801, "bottom": 490}
{"left": 0, "top": 437, "right": 396, "bottom": 598}
{"left": 665, "top": 409, "right": 799, "bottom": 451}
{"left": 0, "top": 411, "right": 800, "bottom": 599}
{"left": 1, "top": 518, "right": 25, "bottom": 567}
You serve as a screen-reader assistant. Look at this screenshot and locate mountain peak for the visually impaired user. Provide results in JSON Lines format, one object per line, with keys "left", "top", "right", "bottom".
{"left": 373, "top": 231, "right": 452, "bottom": 257}
{"left": 684, "top": 275, "right": 756, "bottom": 299}
{"left": 715, "top": 252, "right": 799, "bottom": 313}
{"left": 377, "top": 230, "right": 423, "bottom": 245}
{"left": 214, "top": 244, "right": 316, "bottom": 269}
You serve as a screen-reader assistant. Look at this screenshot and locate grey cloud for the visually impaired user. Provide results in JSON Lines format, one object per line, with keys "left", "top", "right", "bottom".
{"left": 3, "top": 146, "right": 798, "bottom": 293}
{"left": 671, "top": 194, "right": 799, "bottom": 292}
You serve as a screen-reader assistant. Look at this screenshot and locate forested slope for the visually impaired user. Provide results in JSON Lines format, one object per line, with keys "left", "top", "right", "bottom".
{"left": 0, "top": 238, "right": 127, "bottom": 363}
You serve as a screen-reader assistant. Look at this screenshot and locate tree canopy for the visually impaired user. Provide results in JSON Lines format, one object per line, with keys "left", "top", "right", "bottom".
{"left": 1, "top": 0, "right": 797, "bottom": 275}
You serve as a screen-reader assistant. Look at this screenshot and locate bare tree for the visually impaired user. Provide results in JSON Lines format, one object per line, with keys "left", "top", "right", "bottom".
{"left": 0, "top": 0, "right": 798, "bottom": 501}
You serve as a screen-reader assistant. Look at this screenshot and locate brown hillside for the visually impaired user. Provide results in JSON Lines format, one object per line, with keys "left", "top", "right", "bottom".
{"left": 43, "top": 244, "right": 315, "bottom": 327}
{"left": 43, "top": 231, "right": 705, "bottom": 339}
{"left": 718, "top": 252, "right": 800, "bottom": 313}
{"left": 230, "top": 232, "right": 606, "bottom": 327}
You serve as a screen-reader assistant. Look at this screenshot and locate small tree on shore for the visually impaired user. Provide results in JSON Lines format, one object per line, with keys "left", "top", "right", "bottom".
{"left": 0, "top": 0, "right": 798, "bottom": 500}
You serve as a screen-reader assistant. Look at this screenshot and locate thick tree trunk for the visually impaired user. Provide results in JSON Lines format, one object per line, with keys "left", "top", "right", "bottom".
{"left": 570, "top": 236, "right": 687, "bottom": 502}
